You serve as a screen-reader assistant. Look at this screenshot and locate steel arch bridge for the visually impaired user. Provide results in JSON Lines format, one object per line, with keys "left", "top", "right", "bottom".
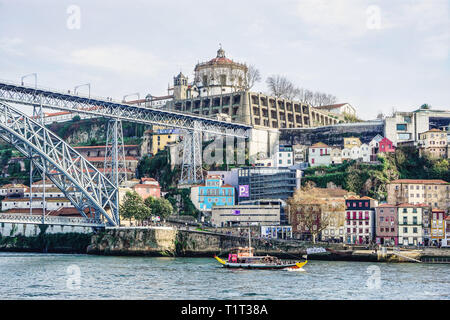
{"left": 0, "top": 81, "right": 251, "bottom": 138}
{"left": 0, "top": 102, "right": 120, "bottom": 226}
{"left": 0, "top": 80, "right": 251, "bottom": 184}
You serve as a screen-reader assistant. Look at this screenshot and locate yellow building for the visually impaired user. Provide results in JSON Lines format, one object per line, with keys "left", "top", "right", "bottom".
{"left": 343, "top": 137, "right": 362, "bottom": 149}
{"left": 143, "top": 126, "right": 179, "bottom": 156}
{"left": 418, "top": 129, "right": 448, "bottom": 159}
{"left": 430, "top": 209, "right": 447, "bottom": 243}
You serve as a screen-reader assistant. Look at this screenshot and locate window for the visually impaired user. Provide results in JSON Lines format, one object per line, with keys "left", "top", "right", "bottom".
{"left": 397, "top": 124, "right": 407, "bottom": 131}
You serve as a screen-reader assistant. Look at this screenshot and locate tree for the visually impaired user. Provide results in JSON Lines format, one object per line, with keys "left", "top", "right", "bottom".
{"left": 120, "top": 191, "right": 151, "bottom": 225}
{"left": 246, "top": 65, "right": 261, "bottom": 90}
{"left": 266, "top": 75, "right": 297, "bottom": 99}
{"left": 145, "top": 196, "right": 173, "bottom": 219}
{"left": 287, "top": 187, "right": 332, "bottom": 243}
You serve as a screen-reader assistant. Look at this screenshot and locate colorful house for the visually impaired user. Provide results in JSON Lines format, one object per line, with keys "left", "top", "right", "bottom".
{"left": 430, "top": 209, "right": 447, "bottom": 245}
{"left": 132, "top": 178, "right": 161, "bottom": 200}
{"left": 375, "top": 204, "right": 398, "bottom": 246}
{"left": 190, "top": 175, "right": 235, "bottom": 214}
{"left": 378, "top": 137, "right": 395, "bottom": 153}
{"left": 443, "top": 216, "right": 450, "bottom": 247}
{"left": 308, "top": 142, "right": 331, "bottom": 167}
{"left": 345, "top": 196, "right": 378, "bottom": 244}
{"left": 397, "top": 203, "right": 430, "bottom": 246}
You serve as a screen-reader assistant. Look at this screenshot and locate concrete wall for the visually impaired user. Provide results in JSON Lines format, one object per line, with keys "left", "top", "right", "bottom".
{"left": 87, "top": 227, "right": 328, "bottom": 258}
{"left": 0, "top": 223, "right": 93, "bottom": 237}
{"left": 280, "top": 121, "right": 384, "bottom": 147}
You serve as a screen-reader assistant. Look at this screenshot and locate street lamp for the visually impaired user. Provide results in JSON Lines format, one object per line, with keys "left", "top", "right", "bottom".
{"left": 123, "top": 93, "right": 140, "bottom": 105}
{"left": 21, "top": 73, "right": 37, "bottom": 89}
{"left": 74, "top": 83, "right": 91, "bottom": 98}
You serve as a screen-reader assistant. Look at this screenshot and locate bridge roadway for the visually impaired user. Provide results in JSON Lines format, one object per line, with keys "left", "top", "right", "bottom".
{"left": 0, "top": 80, "right": 251, "bottom": 138}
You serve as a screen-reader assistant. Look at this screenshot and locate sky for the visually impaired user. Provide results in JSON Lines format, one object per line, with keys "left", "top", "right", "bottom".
{"left": 0, "top": 0, "right": 449, "bottom": 120}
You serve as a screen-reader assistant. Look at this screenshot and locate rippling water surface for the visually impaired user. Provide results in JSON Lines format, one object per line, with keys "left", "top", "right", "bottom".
{"left": 0, "top": 252, "right": 449, "bottom": 299}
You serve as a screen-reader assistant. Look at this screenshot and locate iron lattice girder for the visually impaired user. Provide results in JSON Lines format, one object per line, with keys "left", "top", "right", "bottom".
{"left": 0, "top": 82, "right": 251, "bottom": 138}
{"left": 0, "top": 102, "right": 119, "bottom": 226}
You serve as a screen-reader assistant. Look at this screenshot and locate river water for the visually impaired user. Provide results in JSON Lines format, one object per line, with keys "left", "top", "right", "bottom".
{"left": 0, "top": 252, "right": 449, "bottom": 300}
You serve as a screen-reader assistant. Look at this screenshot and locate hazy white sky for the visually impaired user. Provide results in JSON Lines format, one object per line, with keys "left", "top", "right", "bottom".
{"left": 0, "top": 0, "right": 449, "bottom": 119}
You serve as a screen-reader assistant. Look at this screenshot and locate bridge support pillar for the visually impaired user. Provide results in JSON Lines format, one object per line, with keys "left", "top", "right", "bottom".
{"left": 104, "top": 119, "right": 126, "bottom": 224}
{"left": 180, "top": 121, "right": 203, "bottom": 185}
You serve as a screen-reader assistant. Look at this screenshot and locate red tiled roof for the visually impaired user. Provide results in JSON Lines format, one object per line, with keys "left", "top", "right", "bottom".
{"left": 377, "top": 203, "right": 397, "bottom": 208}
{"left": 73, "top": 145, "right": 139, "bottom": 149}
{"left": 133, "top": 184, "right": 160, "bottom": 189}
{"left": 310, "top": 142, "right": 329, "bottom": 148}
{"left": 397, "top": 203, "right": 430, "bottom": 208}
{"left": 84, "top": 156, "right": 138, "bottom": 162}
{"left": 45, "top": 111, "right": 71, "bottom": 117}
{"left": 390, "top": 179, "right": 449, "bottom": 184}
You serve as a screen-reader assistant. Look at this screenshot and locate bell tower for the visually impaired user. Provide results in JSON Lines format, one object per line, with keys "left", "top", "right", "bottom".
{"left": 173, "top": 72, "right": 188, "bottom": 100}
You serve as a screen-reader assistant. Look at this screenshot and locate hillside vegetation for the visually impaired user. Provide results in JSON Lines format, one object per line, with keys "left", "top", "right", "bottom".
{"left": 302, "top": 146, "right": 449, "bottom": 201}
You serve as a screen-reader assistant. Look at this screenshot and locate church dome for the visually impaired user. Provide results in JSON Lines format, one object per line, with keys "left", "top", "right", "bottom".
{"left": 195, "top": 46, "right": 247, "bottom": 71}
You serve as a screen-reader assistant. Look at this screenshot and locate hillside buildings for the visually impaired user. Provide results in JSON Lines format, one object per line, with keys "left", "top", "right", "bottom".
{"left": 386, "top": 179, "right": 450, "bottom": 211}
{"left": 418, "top": 129, "right": 449, "bottom": 159}
{"left": 315, "top": 103, "right": 357, "bottom": 118}
{"left": 384, "top": 106, "right": 450, "bottom": 146}
{"left": 165, "top": 47, "right": 339, "bottom": 129}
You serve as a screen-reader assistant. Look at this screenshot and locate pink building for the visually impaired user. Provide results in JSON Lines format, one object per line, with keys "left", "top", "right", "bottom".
{"left": 375, "top": 204, "right": 398, "bottom": 245}
{"left": 132, "top": 178, "right": 161, "bottom": 200}
{"left": 378, "top": 137, "right": 395, "bottom": 153}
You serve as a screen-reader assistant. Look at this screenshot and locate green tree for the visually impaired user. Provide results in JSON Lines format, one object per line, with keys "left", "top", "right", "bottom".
{"left": 119, "top": 191, "right": 151, "bottom": 224}
{"left": 145, "top": 196, "right": 173, "bottom": 219}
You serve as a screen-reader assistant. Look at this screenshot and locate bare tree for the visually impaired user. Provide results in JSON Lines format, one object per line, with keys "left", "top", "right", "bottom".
{"left": 288, "top": 188, "right": 332, "bottom": 243}
{"left": 266, "top": 75, "right": 298, "bottom": 99}
{"left": 246, "top": 65, "right": 261, "bottom": 90}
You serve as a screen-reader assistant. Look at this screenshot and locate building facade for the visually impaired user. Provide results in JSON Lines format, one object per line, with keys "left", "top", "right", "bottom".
{"left": 210, "top": 204, "right": 280, "bottom": 227}
{"left": 308, "top": 142, "right": 331, "bottom": 167}
{"left": 190, "top": 175, "right": 235, "bottom": 213}
{"left": 387, "top": 179, "right": 450, "bottom": 211}
{"left": 166, "top": 48, "right": 340, "bottom": 129}
{"left": 345, "top": 196, "right": 378, "bottom": 244}
{"left": 430, "top": 209, "right": 447, "bottom": 244}
{"left": 418, "top": 129, "right": 448, "bottom": 159}
{"left": 384, "top": 106, "right": 450, "bottom": 146}
{"left": 237, "top": 167, "right": 301, "bottom": 204}
{"left": 397, "top": 204, "right": 429, "bottom": 246}
{"left": 375, "top": 204, "right": 398, "bottom": 246}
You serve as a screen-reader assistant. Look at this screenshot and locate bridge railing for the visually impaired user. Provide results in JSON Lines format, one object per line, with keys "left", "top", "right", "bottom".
{"left": 0, "top": 214, "right": 104, "bottom": 227}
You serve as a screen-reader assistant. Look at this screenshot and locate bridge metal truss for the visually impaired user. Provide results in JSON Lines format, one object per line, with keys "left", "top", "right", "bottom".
{"left": 0, "top": 102, "right": 120, "bottom": 226}
{"left": 0, "top": 81, "right": 251, "bottom": 138}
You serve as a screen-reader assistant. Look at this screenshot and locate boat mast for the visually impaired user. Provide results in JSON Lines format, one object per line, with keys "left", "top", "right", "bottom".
{"left": 248, "top": 227, "right": 251, "bottom": 252}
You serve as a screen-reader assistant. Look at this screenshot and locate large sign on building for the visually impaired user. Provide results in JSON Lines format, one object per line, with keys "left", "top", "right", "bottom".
{"left": 238, "top": 185, "right": 249, "bottom": 197}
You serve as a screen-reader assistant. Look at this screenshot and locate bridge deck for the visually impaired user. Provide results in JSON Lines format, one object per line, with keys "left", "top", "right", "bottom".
{"left": 0, "top": 214, "right": 104, "bottom": 228}
{"left": 0, "top": 80, "right": 251, "bottom": 137}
